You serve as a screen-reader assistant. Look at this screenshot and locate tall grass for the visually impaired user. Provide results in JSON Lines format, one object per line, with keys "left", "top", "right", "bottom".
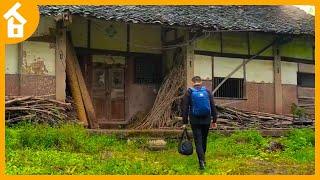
{"left": 5, "top": 123, "right": 315, "bottom": 175}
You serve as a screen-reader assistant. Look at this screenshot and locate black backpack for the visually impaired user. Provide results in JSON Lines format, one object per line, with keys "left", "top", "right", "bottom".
{"left": 178, "top": 128, "right": 193, "bottom": 155}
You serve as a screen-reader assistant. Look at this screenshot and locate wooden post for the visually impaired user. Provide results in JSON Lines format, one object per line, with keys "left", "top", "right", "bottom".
{"left": 185, "top": 31, "right": 194, "bottom": 88}
{"left": 55, "top": 23, "right": 66, "bottom": 101}
{"left": 273, "top": 43, "right": 283, "bottom": 114}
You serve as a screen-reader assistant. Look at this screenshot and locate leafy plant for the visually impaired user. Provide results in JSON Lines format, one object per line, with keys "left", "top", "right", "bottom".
{"left": 291, "top": 103, "right": 307, "bottom": 118}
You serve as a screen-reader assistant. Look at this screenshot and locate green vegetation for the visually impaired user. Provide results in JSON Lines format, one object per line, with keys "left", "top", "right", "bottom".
{"left": 5, "top": 123, "right": 315, "bottom": 175}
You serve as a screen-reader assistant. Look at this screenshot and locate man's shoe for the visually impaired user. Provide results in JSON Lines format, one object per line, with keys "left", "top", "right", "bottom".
{"left": 199, "top": 160, "right": 205, "bottom": 170}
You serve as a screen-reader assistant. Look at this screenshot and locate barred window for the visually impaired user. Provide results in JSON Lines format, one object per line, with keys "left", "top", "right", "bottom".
{"left": 213, "top": 77, "right": 244, "bottom": 98}
{"left": 134, "top": 56, "right": 162, "bottom": 84}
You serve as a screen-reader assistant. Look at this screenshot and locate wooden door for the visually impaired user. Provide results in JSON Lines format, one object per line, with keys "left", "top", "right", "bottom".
{"left": 92, "top": 63, "right": 125, "bottom": 124}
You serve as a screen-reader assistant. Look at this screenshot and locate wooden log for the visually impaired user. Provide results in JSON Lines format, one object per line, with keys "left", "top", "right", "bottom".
{"left": 66, "top": 36, "right": 98, "bottom": 129}
{"left": 5, "top": 96, "right": 32, "bottom": 106}
{"left": 65, "top": 40, "right": 89, "bottom": 127}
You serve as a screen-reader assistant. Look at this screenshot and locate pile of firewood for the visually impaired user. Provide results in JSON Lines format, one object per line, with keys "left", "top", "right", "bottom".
{"left": 5, "top": 95, "right": 74, "bottom": 125}
{"left": 215, "top": 105, "right": 314, "bottom": 130}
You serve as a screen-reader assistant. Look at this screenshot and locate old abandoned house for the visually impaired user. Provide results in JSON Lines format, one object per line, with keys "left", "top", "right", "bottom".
{"left": 5, "top": 6, "right": 314, "bottom": 128}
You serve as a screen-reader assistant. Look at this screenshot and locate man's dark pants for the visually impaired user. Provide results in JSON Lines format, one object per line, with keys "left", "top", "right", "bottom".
{"left": 191, "top": 124, "right": 210, "bottom": 162}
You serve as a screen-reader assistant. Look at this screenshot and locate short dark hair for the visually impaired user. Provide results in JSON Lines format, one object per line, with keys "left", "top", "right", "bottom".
{"left": 191, "top": 76, "right": 202, "bottom": 83}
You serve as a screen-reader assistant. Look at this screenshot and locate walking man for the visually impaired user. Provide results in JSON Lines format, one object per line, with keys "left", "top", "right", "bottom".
{"left": 182, "top": 76, "right": 217, "bottom": 170}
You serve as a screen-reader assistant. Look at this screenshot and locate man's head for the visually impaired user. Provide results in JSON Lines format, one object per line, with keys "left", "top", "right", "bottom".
{"left": 191, "top": 76, "right": 202, "bottom": 86}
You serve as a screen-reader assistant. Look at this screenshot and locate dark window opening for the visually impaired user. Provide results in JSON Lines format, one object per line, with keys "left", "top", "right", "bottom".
{"left": 213, "top": 77, "right": 244, "bottom": 98}
{"left": 134, "top": 56, "right": 162, "bottom": 84}
{"left": 297, "top": 72, "right": 315, "bottom": 88}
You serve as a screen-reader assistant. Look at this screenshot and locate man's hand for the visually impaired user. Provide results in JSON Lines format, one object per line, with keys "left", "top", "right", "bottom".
{"left": 181, "top": 124, "right": 187, "bottom": 129}
{"left": 211, "top": 122, "right": 217, "bottom": 129}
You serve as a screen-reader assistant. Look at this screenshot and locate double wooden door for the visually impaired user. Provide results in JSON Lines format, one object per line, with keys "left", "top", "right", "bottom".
{"left": 91, "top": 62, "right": 125, "bottom": 124}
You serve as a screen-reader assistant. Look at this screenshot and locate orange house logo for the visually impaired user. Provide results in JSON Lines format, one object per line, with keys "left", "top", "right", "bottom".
{"left": 0, "top": 0, "right": 39, "bottom": 44}
{"left": 3, "top": 2, "right": 27, "bottom": 38}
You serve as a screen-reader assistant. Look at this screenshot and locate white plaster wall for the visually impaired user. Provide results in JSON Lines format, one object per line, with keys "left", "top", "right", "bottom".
{"left": 22, "top": 41, "right": 55, "bottom": 76}
{"left": 246, "top": 60, "right": 273, "bottom": 83}
{"left": 281, "top": 61, "right": 298, "bottom": 85}
{"left": 214, "top": 57, "right": 244, "bottom": 78}
{"left": 32, "top": 16, "right": 56, "bottom": 37}
{"left": 5, "top": 44, "right": 19, "bottom": 74}
{"left": 194, "top": 55, "right": 212, "bottom": 80}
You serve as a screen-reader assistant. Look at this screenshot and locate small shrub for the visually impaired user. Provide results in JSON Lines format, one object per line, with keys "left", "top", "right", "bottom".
{"left": 283, "top": 128, "right": 314, "bottom": 150}
{"left": 229, "top": 130, "right": 268, "bottom": 147}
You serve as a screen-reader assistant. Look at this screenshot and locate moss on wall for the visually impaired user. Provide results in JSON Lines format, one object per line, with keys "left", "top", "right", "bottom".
{"left": 195, "top": 32, "right": 314, "bottom": 61}
{"left": 222, "top": 32, "right": 248, "bottom": 55}
{"left": 195, "top": 32, "right": 220, "bottom": 52}
{"left": 279, "top": 36, "right": 313, "bottom": 60}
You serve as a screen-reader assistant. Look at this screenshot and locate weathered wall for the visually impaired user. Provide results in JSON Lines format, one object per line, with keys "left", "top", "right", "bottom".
{"left": 32, "top": 16, "right": 56, "bottom": 37}
{"left": 20, "top": 41, "right": 56, "bottom": 96}
{"left": 194, "top": 55, "right": 212, "bottom": 80}
{"left": 279, "top": 36, "right": 314, "bottom": 60}
{"left": 193, "top": 55, "right": 302, "bottom": 115}
{"left": 21, "top": 41, "right": 55, "bottom": 76}
{"left": 6, "top": 44, "right": 20, "bottom": 96}
{"left": 281, "top": 61, "right": 298, "bottom": 85}
{"left": 214, "top": 82, "right": 275, "bottom": 113}
{"left": 130, "top": 24, "right": 161, "bottom": 54}
{"left": 282, "top": 84, "right": 298, "bottom": 114}
{"left": 69, "top": 16, "right": 162, "bottom": 54}
{"left": 5, "top": 44, "right": 19, "bottom": 74}
{"left": 5, "top": 41, "right": 56, "bottom": 96}
{"left": 298, "top": 63, "right": 314, "bottom": 73}
{"left": 246, "top": 60, "right": 273, "bottom": 83}
{"left": 70, "top": 16, "right": 88, "bottom": 48}
{"left": 125, "top": 58, "right": 158, "bottom": 122}
{"left": 90, "top": 19, "right": 127, "bottom": 51}
{"left": 297, "top": 63, "right": 314, "bottom": 98}
{"left": 214, "top": 57, "right": 244, "bottom": 78}
{"left": 196, "top": 32, "right": 314, "bottom": 61}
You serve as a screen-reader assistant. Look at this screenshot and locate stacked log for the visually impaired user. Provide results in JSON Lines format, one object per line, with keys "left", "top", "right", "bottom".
{"left": 5, "top": 96, "right": 74, "bottom": 125}
{"left": 215, "top": 105, "right": 314, "bottom": 130}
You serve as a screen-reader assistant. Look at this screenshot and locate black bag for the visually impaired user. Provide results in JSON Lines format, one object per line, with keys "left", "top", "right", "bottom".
{"left": 178, "top": 128, "right": 193, "bottom": 155}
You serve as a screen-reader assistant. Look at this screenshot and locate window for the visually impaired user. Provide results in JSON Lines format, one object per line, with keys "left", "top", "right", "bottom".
{"left": 297, "top": 72, "right": 315, "bottom": 88}
{"left": 134, "top": 56, "right": 162, "bottom": 84}
{"left": 213, "top": 77, "right": 244, "bottom": 98}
